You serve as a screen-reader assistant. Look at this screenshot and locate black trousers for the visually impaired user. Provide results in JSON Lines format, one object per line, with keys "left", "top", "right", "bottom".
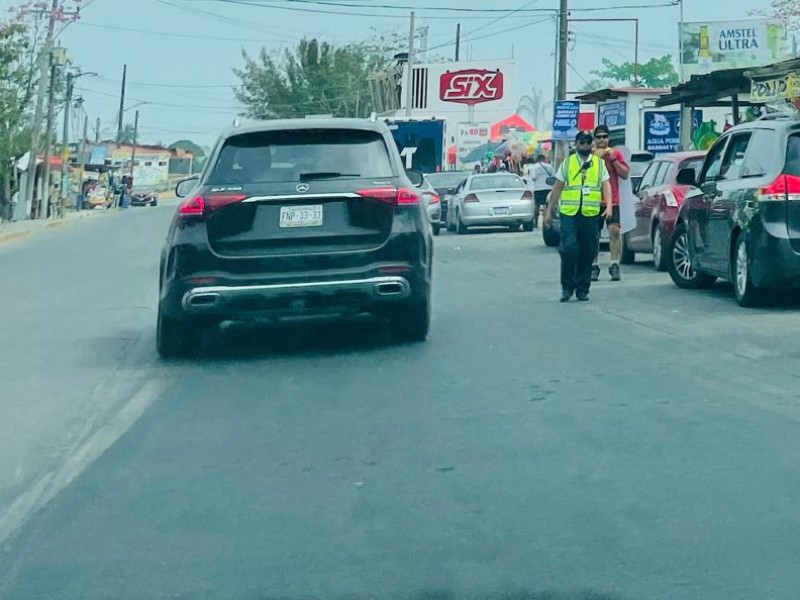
{"left": 559, "top": 213, "right": 600, "bottom": 294}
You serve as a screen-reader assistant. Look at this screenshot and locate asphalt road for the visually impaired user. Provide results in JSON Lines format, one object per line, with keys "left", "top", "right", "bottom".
{"left": 2, "top": 203, "right": 800, "bottom": 600}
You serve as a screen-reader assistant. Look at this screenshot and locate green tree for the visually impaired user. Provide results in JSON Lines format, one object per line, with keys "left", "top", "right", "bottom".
{"left": 0, "top": 17, "right": 36, "bottom": 202}
{"left": 234, "top": 35, "right": 404, "bottom": 120}
{"left": 118, "top": 124, "right": 137, "bottom": 144}
{"left": 590, "top": 55, "right": 679, "bottom": 88}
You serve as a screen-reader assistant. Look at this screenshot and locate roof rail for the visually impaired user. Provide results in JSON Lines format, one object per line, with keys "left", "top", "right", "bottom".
{"left": 757, "top": 113, "right": 798, "bottom": 121}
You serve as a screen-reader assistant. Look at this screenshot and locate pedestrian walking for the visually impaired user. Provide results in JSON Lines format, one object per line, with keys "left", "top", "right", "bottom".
{"left": 544, "top": 131, "right": 612, "bottom": 302}
{"left": 591, "top": 124, "right": 630, "bottom": 282}
{"left": 529, "top": 155, "right": 555, "bottom": 229}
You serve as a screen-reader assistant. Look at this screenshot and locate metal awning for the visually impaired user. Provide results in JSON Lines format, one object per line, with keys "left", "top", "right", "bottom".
{"left": 655, "top": 67, "right": 753, "bottom": 107}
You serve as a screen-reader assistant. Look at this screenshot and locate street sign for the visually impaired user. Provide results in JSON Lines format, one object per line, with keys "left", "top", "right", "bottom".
{"left": 597, "top": 101, "right": 627, "bottom": 128}
{"left": 643, "top": 110, "right": 703, "bottom": 154}
{"left": 552, "top": 101, "right": 580, "bottom": 141}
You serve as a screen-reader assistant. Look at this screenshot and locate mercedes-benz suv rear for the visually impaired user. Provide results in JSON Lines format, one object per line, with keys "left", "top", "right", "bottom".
{"left": 157, "top": 119, "right": 433, "bottom": 357}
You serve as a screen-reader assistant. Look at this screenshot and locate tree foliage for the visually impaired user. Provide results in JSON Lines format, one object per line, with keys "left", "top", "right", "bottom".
{"left": 590, "top": 55, "right": 679, "bottom": 88}
{"left": 761, "top": 0, "right": 800, "bottom": 29}
{"left": 234, "top": 34, "right": 405, "bottom": 120}
{"left": 118, "top": 124, "right": 137, "bottom": 145}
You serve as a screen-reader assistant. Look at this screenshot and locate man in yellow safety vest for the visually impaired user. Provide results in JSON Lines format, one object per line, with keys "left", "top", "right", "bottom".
{"left": 544, "top": 131, "right": 613, "bottom": 302}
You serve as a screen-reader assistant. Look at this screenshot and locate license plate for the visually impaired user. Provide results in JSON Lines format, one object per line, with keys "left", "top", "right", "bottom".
{"left": 280, "top": 205, "right": 323, "bottom": 228}
{"left": 493, "top": 207, "right": 509, "bottom": 216}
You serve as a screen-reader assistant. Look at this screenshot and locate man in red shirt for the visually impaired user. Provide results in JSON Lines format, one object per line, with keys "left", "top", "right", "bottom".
{"left": 591, "top": 124, "right": 630, "bottom": 281}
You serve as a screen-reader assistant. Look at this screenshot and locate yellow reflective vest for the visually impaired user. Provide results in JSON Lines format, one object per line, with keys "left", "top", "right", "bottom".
{"left": 559, "top": 153, "right": 606, "bottom": 217}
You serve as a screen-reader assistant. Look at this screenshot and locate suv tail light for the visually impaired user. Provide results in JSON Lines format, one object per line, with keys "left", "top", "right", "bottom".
{"left": 522, "top": 190, "right": 533, "bottom": 200}
{"left": 178, "top": 193, "right": 247, "bottom": 217}
{"left": 357, "top": 187, "right": 420, "bottom": 205}
{"left": 758, "top": 174, "right": 800, "bottom": 202}
{"left": 464, "top": 193, "right": 479, "bottom": 203}
{"left": 428, "top": 192, "right": 440, "bottom": 205}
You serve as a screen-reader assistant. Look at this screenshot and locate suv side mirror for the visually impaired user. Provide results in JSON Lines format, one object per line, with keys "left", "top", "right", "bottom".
{"left": 545, "top": 176, "right": 557, "bottom": 186}
{"left": 175, "top": 176, "right": 200, "bottom": 198}
{"left": 405, "top": 169, "right": 424, "bottom": 187}
{"left": 676, "top": 168, "right": 696, "bottom": 186}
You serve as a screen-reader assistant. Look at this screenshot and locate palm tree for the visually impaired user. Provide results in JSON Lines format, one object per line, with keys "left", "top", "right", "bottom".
{"left": 516, "top": 87, "right": 546, "bottom": 129}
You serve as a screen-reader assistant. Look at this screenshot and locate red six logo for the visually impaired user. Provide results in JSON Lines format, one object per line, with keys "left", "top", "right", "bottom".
{"left": 439, "top": 69, "right": 504, "bottom": 105}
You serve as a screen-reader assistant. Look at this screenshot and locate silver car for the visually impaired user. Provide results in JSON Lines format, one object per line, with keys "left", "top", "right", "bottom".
{"left": 419, "top": 177, "right": 442, "bottom": 236}
{"left": 446, "top": 173, "right": 534, "bottom": 234}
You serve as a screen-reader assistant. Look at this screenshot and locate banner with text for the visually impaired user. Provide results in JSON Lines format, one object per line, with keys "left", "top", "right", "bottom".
{"left": 552, "top": 101, "right": 580, "bottom": 141}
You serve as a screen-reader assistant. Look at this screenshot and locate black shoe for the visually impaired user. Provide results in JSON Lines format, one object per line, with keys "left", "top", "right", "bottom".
{"left": 576, "top": 291, "right": 590, "bottom": 302}
{"left": 560, "top": 289, "right": 573, "bottom": 303}
{"left": 591, "top": 265, "right": 600, "bottom": 281}
{"left": 609, "top": 263, "right": 621, "bottom": 281}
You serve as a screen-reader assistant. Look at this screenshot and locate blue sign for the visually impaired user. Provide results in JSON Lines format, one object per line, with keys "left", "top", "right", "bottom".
{"left": 598, "top": 101, "right": 627, "bottom": 128}
{"left": 643, "top": 110, "right": 703, "bottom": 154}
{"left": 552, "top": 101, "right": 580, "bottom": 141}
{"left": 384, "top": 119, "right": 445, "bottom": 173}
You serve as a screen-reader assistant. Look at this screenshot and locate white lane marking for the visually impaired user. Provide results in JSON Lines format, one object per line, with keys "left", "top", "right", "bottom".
{"left": 0, "top": 379, "right": 167, "bottom": 547}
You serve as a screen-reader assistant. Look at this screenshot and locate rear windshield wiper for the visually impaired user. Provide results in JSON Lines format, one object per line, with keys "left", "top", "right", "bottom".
{"left": 299, "top": 172, "right": 360, "bottom": 181}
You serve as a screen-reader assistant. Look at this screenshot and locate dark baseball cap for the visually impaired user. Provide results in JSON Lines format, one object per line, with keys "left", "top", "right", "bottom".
{"left": 575, "top": 131, "right": 593, "bottom": 144}
{"left": 594, "top": 124, "right": 610, "bottom": 136}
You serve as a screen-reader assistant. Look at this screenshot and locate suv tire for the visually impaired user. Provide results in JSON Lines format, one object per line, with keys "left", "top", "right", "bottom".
{"left": 157, "top": 307, "right": 207, "bottom": 358}
{"left": 733, "top": 232, "right": 764, "bottom": 307}
{"left": 668, "top": 222, "right": 716, "bottom": 289}
{"left": 621, "top": 234, "right": 636, "bottom": 264}
{"left": 522, "top": 221, "right": 534, "bottom": 232}
{"left": 432, "top": 223, "right": 441, "bottom": 236}
{"left": 388, "top": 302, "right": 430, "bottom": 342}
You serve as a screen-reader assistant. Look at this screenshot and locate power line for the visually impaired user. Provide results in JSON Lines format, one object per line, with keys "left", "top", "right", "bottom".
{"left": 73, "top": 21, "right": 291, "bottom": 43}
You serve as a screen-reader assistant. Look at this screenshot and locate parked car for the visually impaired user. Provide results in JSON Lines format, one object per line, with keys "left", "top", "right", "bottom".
{"left": 666, "top": 115, "right": 800, "bottom": 306}
{"left": 130, "top": 190, "right": 158, "bottom": 207}
{"left": 419, "top": 176, "right": 441, "bottom": 236}
{"left": 424, "top": 171, "right": 468, "bottom": 226}
{"left": 630, "top": 150, "right": 655, "bottom": 193}
{"left": 446, "top": 173, "right": 534, "bottom": 233}
{"left": 621, "top": 151, "right": 706, "bottom": 270}
{"left": 158, "top": 118, "right": 434, "bottom": 356}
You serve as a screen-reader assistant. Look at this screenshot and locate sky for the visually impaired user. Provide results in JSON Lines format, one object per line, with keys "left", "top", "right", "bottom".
{"left": 0, "top": 0, "right": 780, "bottom": 147}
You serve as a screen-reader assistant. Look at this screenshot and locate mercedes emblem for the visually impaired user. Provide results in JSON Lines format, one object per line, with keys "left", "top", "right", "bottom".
{"left": 296, "top": 183, "right": 310, "bottom": 193}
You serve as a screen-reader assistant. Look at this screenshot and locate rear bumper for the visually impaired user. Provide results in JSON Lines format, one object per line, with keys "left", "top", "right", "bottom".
{"left": 181, "top": 275, "right": 412, "bottom": 317}
{"left": 752, "top": 228, "right": 800, "bottom": 288}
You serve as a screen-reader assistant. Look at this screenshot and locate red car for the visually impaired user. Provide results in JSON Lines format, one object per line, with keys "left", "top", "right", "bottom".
{"left": 622, "top": 151, "right": 707, "bottom": 271}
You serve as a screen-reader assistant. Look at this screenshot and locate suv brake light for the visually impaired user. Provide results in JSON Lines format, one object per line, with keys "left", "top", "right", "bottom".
{"left": 758, "top": 174, "right": 800, "bottom": 202}
{"left": 178, "top": 193, "right": 247, "bottom": 216}
{"left": 427, "top": 192, "right": 440, "bottom": 205}
{"left": 464, "top": 193, "right": 479, "bottom": 203}
{"left": 357, "top": 187, "right": 420, "bottom": 205}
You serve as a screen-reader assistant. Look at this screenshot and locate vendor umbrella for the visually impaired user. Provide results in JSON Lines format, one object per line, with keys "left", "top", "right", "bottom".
{"left": 463, "top": 141, "right": 502, "bottom": 163}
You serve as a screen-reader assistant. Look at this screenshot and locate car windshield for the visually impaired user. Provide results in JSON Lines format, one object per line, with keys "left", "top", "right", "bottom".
{"left": 470, "top": 174, "right": 524, "bottom": 190}
{"left": 208, "top": 129, "right": 395, "bottom": 184}
{"left": 426, "top": 172, "right": 467, "bottom": 188}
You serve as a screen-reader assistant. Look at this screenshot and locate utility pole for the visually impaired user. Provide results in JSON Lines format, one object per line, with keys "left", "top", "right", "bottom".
{"left": 455, "top": 23, "right": 461, "bottom": 61}
{"left": 405, "top": 11, "right": 415, "bottom": 117}
{"left": 40, "top": 52, "right": 60, "bottom": 219}
{"left": 23, "top": 0, "right": 59, "bottom": 220}
{"left": 556, "top": 0, "right": 569, "bottom": 164}
{"left": 129, "top": 109, "right": 139, "bottom": 182}
{"left": 59, "top": 71, "right": 73, "bottom": 218}
{"left": 95, "top": 117, "right": 100, "bottom": 143}
{"left": 77, "top": 115, "right": 88, "bottom": 211}
{"left": 117, "top": 64, "right": 127, "bottom": 142}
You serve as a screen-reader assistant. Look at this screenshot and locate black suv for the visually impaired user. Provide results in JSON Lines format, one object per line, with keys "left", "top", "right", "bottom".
{"left": 158, "top": 119, "right": 433, "bottom": 356}
{"left": 667, "top": 115, "right": 800, "bottom": 306}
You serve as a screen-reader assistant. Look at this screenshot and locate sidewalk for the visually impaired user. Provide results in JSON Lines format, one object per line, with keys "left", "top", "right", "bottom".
{"left": 0, "top": 208, "right": 110, "bottom": 247}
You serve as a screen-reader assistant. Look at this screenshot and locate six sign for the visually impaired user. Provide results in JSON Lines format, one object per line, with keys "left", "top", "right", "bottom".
{"left": 439, "top": 69, "right": 504, "bottom": 106}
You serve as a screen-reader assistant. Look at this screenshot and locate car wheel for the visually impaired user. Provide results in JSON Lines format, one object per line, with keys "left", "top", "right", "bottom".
{"left": 508, "top": 224, "right": 521, "bottom": 232}
{"left": 456, "top": 210, "right": 468, "bottom": 234}
{"left": 652, "top": 227, "right": 668, "bottom": 272}
{"left": 733, "top": 232, "right": 764, "bottom": 307}
{"left": 522, "top": 221, "right": 534, "bottom": 232}
{"left": 667, "top": 222, "right": 716, "bottom": 289}
{"left": 432, "top": 224, "right": 441, "bottom": 236}
{"left": 542, "top": 226, "right": 560, "bottom": 247}
{"left": 388, "top": 302, "right": 430, "bottom": 343}
{"left": 621, "top": 234, "right": 636, "bottom": 264}
{"left": 151, "top": 199, "right": 158, "bottom": 207}
{"left": 156, "top": 307, "right": 207, "bottom": 358}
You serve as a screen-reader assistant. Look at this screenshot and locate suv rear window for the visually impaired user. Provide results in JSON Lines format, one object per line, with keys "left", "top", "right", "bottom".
{"left": 470, "top": 175, "right": 524, "bottom": 190}
{"left": 208, "top": 129, "right": 395, "bottom": 184}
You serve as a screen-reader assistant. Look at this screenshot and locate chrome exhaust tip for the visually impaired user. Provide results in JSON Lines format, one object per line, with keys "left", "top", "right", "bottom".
{"left": 375, "top": 282, "right": 405, "bottom": 297}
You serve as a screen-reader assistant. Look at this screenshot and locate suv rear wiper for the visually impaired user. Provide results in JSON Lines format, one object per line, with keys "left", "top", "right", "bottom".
{"left": 299, "top": 172, "right": 360, "bottom": 181}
